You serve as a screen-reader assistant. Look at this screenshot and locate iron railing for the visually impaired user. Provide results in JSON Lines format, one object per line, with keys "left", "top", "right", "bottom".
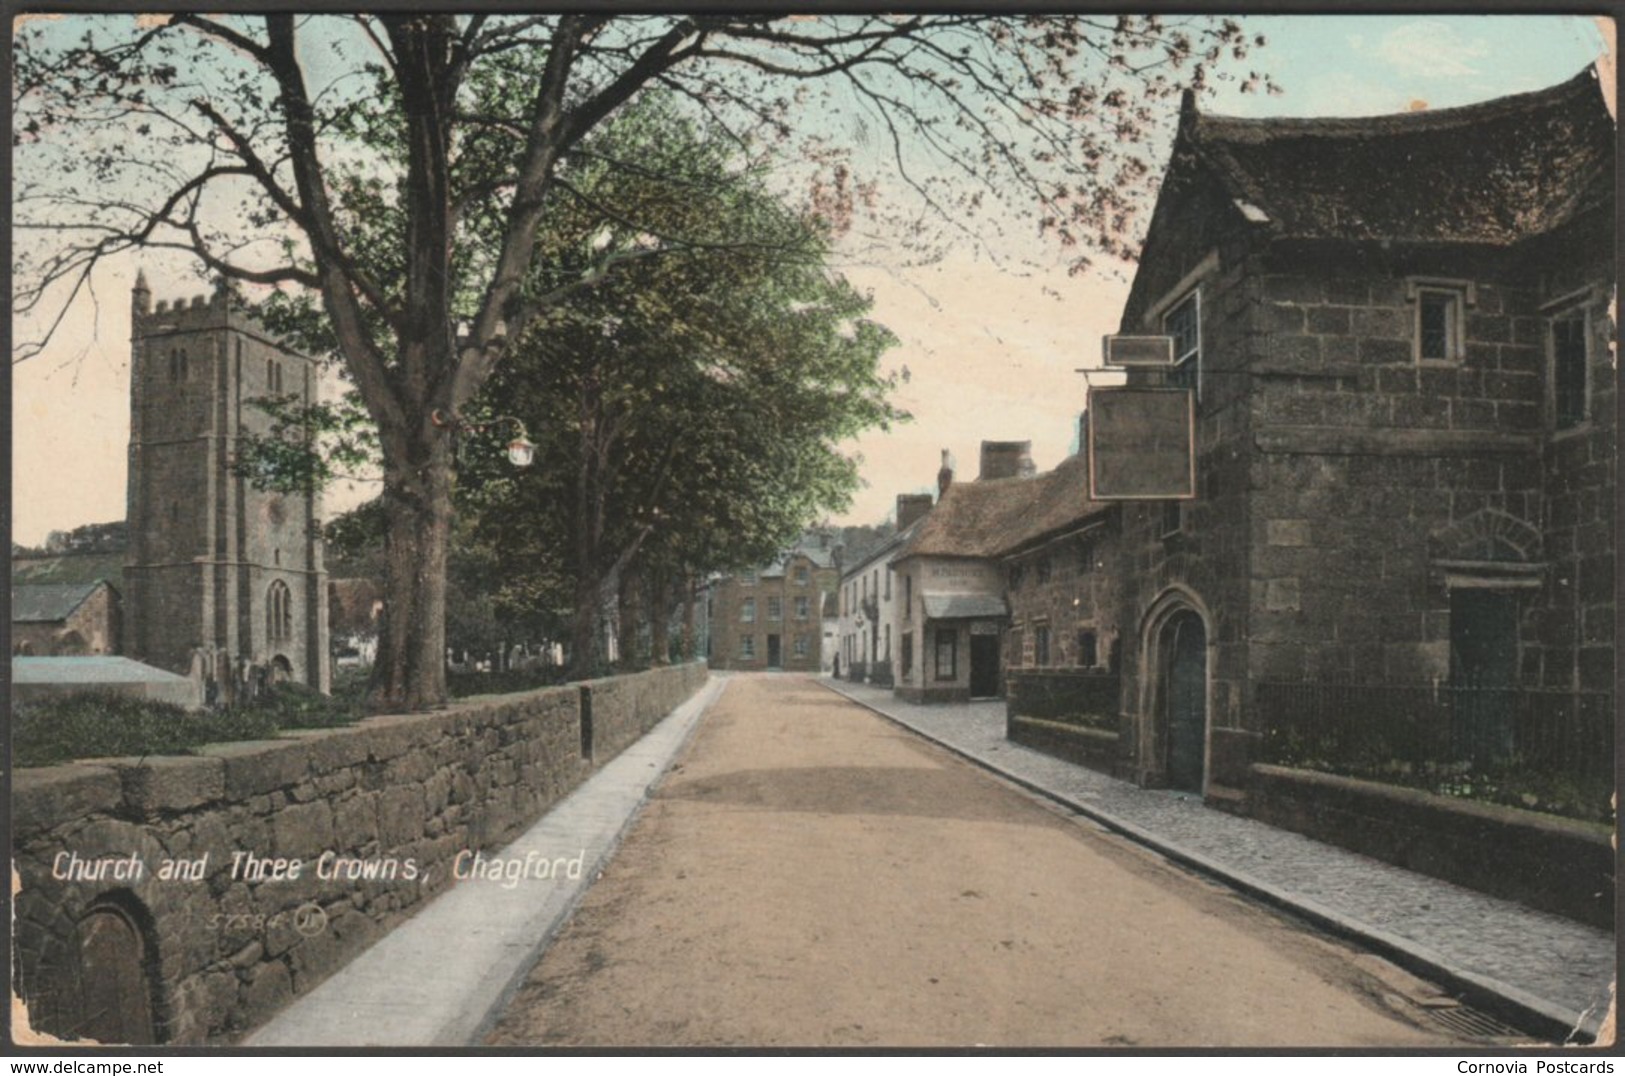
{"left": 1255, "top": 680, "right": 1613, "bottom": 823}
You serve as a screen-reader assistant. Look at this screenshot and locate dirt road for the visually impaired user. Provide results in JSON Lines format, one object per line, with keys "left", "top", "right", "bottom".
{"left": 486, "top": 675, "right": 1472, "bottom": 1048}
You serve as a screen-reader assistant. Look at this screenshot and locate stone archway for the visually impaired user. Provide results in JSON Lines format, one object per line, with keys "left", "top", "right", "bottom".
{"left": 1137, "top": 588, "right": 1212, "bottom": 793}
{"left": 75, "top": 899, "right": 159, "bottom": 1044}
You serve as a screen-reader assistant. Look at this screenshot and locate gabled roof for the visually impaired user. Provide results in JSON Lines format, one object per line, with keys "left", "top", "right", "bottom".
{"left": 895, "top": 453, "right": 1104, "bottom": 562}
{"left": 1181, "top": 66, "right": 1612, "bottom": 247}
{"left": 843, "top": 512, "right": 929, "bottom": 579}
{"left": 12, "top": 581, "right": 112, "bottom": 623}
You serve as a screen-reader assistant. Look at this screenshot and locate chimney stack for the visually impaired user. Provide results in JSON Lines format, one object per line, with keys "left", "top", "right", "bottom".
{"left": 937, "top": 449, "right": 955, "bottom": 498}
{"left": 896, "top": 493, "right": 933, "bottom": 531}
{"left": 979, "top": 440, "right": 1035, "bottom": 481}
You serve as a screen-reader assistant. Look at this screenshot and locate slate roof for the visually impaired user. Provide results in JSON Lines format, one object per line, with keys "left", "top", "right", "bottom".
{"left": 843, "top": 513, "right": 930, "bottom": 578}
{"left": 1181, "top": 66, "right": 1612, "bottom": 246}
{"left": 11, "top": 582, "right": 111, "bottom": 623}
{"left": 753, "top": 532, "right": 838, "bottom": 578}
{"left": 896, "top": 453, "right": 1104, "bottom": 562}
{"left": 12, "top": 656, "right": 188, "bottom": 685}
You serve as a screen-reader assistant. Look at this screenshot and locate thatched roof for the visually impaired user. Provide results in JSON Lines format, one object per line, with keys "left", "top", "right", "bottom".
{"left": 895, "top": 453, "right": 1103, "bottom": 562}
{"left": 1184, "top": 66, "right": 1612, "bottom": 247}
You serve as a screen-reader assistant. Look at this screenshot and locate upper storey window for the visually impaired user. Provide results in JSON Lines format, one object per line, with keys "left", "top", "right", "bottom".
{"left": 1407, "top": 278, "right": 1474, "bottom": 364}
{"left": 1551, "top": 311, "right": 1588, "bottom": 431}
{"left": 1163, "top": 291, "right": 1200, "bottom": 393}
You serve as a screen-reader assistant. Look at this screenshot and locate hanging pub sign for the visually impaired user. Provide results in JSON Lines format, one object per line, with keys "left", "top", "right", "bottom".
{"left": 1086, "top": 386, "right": 1196, "bottom": 500}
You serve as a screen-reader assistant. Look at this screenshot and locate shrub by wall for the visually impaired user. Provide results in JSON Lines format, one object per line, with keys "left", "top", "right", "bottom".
{"left": 12, "top": 663, "right": 707, "bottom": 1046}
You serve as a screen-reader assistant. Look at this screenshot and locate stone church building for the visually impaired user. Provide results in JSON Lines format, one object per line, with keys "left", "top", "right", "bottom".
{"left": 123, "top": 274, "right": 329, "bottom": 695}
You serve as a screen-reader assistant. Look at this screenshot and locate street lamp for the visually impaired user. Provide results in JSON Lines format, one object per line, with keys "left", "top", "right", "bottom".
{"left": 431, "top": 409, "right": 536, "bottom": 468}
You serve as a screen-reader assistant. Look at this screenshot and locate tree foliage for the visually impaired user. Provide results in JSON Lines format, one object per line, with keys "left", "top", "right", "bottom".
{"left": 14, "top": 14, "right": 1271, "bottom": 708}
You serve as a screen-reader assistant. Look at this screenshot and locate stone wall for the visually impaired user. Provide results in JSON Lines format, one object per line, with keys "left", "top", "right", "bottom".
{"left": 1249, "top": 763, "right": 1613, "bottom": 929}
{"left": 12, "top": 662, "right": 708, "bottom": 1045}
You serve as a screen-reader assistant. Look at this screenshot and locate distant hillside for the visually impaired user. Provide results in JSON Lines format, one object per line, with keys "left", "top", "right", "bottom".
{"left": 12, "top": 552, "right": 126, "bottom": 588}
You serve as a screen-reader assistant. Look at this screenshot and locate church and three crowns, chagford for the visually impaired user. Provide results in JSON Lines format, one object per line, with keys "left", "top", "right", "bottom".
{"left": 124, "top": 272, "right": 329, "bottom": 699}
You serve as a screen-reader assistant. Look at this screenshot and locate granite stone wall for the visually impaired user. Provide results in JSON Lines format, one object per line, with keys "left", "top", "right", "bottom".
{"left": 12, "top": 662, "right": 707, "bottom": 1045}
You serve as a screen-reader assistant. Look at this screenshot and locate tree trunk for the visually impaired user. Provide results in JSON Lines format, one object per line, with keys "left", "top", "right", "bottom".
{"left": 681, "top": 576, "right": 698, "bottom": 662}
{"left": 569, "top": 570, "right": 601, "bottom": 681}
{"left": 368, "top": 435, "right": 454, "bottom": 711}
{"left": 649, "top": 563, "right": 670, "bottom": 666}
{"left": 617, "top": 563, "right": 641, "bottom": 670}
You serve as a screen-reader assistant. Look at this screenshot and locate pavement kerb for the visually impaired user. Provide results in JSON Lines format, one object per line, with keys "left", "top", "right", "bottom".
{"left": 817, "top": 678, "right": 1602, "bottom": 1045}
{"left": 460, "top": 672, "right": 731, "bottom": 1046}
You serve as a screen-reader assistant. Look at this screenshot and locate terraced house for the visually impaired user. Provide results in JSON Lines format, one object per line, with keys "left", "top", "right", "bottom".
{"left": 707, "top": 533, "right": 840, "bottom": 673}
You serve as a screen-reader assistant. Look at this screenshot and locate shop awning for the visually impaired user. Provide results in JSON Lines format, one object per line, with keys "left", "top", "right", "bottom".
{"left": 921, "top": 594, "right": 1009, "bottom": 621}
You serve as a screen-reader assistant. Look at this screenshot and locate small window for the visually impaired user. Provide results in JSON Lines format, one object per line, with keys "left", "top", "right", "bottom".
{"left": 793, "top": 634, "right": 809, "bottom": 658}
{"left": 1034, "top": 624, "right": 1051, "bottom": 667}
{"left": 740, "top": 571, "right": 756, "bottom": 587}
{"left": 935, "top": 629, "right": 958, "bottom": 681}
{"left": 767, "top": 597, "right": 782, "bottom": 622}
{"left": 1407, "top": 280, "right": 1472, "bottom": 364}
{"left": 1552, "top": 313, "right": 1588, "bottom": 430}
{"left": 794, "top": 596, "right": 810, "bottom": 621}
{"left": 739, "top": 635, "right": 755, "bottom": 659}
{"left": 741, "top": 598, "right": 756, "bottom": 623}
{"left": 1164, "top": 291, "right": 1200, "bottom": 393}
{"left": 1077, "top": 630, "right": 1099, "bottom": 668}
{"left": 794, "top": 566, "right": 810, "bottom": 586}
{"left": 1161, "top": 501, "right": 1184, "bottom": 540}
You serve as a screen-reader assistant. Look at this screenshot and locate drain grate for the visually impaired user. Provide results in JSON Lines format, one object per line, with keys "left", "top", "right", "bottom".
{"left": 1422, "top": 1000, "right": 1530, "bottom": 1041}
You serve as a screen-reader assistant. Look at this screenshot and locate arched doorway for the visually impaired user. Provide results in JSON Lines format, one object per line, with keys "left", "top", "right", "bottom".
{"left": 1159, "top": 609, "right": 1207, "bottom": 793}
{"left": 77, "top": 903, "right": 157, "bottom": 1044}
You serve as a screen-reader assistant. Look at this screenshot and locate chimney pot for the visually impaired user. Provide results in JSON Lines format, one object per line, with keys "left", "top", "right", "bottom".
{"left": 979, "top": 440, "right": 1034, "bottom": 481}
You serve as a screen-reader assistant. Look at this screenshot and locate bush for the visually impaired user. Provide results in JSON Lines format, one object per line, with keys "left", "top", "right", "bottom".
{"left": 13, "top": 683, "right": 364, "bottom": 769}
{"left": 447, "top": 664, "right": 571, "bottom": 698}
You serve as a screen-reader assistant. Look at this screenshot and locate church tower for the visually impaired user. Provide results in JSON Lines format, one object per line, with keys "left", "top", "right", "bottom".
{"left": 125, "top": 274, "right": 330, "bottom": 693}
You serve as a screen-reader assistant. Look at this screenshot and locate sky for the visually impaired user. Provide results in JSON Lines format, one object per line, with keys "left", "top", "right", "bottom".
{"left": 9, "top": 14, "right": 1613, "bottom": 548}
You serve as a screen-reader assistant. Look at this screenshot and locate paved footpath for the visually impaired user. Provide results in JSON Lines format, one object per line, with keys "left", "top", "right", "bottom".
{"left": 823, "top": 678, "right": 1616, "bottom": 1042}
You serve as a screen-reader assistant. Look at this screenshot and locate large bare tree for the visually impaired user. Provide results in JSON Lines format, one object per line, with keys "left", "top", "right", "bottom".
{"left": 14, "top": 14, "right": 1270, "bottom": 709}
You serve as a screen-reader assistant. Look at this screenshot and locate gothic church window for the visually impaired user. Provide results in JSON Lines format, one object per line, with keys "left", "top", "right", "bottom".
{"left": 267, "top": 580, "right": 293, "bottom": 642}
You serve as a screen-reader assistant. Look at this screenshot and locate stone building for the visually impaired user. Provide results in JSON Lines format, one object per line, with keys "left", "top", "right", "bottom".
{"left": 11, "top": 581, "right": 121, "bottom": 656}
{"left": 707, "top": 532, "right": 839, "bottom": 672}
{"left": 123, "top": 275, "right": 330, "bottom": 694}
{"left": 1095, "top": 68, "right": 1614, "bottom": 796}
